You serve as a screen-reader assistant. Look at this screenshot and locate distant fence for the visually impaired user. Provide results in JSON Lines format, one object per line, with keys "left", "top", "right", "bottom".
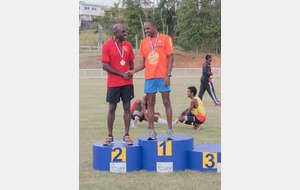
{"left": 79, "top": 68, "right": 221, "bottom": 78}
{"left": 80, "top": 46, "right": 100, "bottom": 50}
{"left": 79, "top": 46, "right": 139, "bottom": 52}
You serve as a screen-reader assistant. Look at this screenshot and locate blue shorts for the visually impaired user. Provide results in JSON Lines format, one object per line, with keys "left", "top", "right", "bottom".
{"left": 144, "top": 78, "right": 171, "bottom": 94}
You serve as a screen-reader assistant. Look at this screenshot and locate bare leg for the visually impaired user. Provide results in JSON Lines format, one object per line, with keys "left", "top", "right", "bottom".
{"left": 193, "top": 124, "right": 202, "bottom": 130}
{"left": 147, "top": 93, "right": 156, "bottom": 129}
{"left": 123, "top": 101, "right": 131, "bottom": 135}
{"left": 162, "top": 92, "right": 172, "bottom": 129}
{"left": 107, "top": 103, "right": 117, "bottom": 136}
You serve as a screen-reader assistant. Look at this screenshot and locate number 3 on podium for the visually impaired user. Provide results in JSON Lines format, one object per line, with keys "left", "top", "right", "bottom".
{"left": 203, "top": 152, "right": 217, "bottom": 169}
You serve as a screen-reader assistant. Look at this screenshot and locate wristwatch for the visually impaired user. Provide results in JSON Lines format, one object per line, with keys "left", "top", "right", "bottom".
{"left": 167, "top": 73, "right": 172, "bottom": 77}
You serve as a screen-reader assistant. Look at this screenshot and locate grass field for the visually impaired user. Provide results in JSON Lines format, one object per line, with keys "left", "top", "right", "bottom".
{"left": 79, "top": 77, "right": 221, "bottom": 190}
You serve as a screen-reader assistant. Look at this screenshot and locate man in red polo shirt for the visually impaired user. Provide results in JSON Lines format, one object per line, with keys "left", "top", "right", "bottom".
{"left": 101, "top": 23, "right": 135, "bottom": 146}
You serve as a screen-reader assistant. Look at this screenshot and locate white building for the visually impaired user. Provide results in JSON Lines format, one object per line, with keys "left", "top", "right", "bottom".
{"left": 79, "top": 1, "right": 108, "bottom": 22}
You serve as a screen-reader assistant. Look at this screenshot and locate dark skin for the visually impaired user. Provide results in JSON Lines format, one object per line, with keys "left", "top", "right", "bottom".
{"left": 128, "top": 20, "right": 174, "bottom": 130}
{"left": 102, "top": 24, "right": 133, "bottom": 79}
{"left": 132, "top": 94, "right": 161, "bottom": 125}
{"left": 102, "top": 23, "right": 133, "bottom": 136}
{"left": 177, "top": 89, "right": 202, "bottom": 130}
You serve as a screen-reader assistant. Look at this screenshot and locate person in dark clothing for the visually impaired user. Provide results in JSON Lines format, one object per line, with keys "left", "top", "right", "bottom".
{"left": 198, "top": 54, "right": 221, "bottom": 106}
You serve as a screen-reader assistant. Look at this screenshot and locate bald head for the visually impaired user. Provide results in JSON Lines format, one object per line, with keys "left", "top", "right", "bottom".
{"left": 113, "top": 23, "right": 124, "bottom": 33}
{"left": 112, "top": 23, "right": 127, "bottom": 43}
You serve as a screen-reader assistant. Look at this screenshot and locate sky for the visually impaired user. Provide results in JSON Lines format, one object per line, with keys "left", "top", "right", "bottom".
{"left": 80, "top": 0, "right": 120, "bottom": 7}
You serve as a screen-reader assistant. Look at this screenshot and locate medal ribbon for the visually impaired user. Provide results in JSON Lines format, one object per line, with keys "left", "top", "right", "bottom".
{"left": 114, "top": 37, "right": 124, "bottom": 59}
{"left": 149, "top": 32, "right": 159, "bottom": 54}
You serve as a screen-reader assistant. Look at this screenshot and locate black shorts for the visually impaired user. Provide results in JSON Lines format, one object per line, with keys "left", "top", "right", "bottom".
{"left": 183, "top": 113, "right": 204, "bottom": 125}
{"left": 106, "top": 85, "right": 134, "bottom": 104}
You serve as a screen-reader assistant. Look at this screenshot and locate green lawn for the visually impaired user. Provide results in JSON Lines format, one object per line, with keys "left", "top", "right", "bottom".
{"left": 80, "top": 77, "right": 221, "bottom": 190}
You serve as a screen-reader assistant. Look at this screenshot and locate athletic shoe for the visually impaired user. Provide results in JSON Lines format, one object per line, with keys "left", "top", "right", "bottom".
{"left": 123, "top": 135, "right": 133, "bottom": 145}
{"left": 166, "top": 129, "right": 174, "bottom": 140}
{"left": 147, "top": 129, "right": 157, "bottom": 140}
{"left": 103, "top": 135, "right": 114, "bottom": 146}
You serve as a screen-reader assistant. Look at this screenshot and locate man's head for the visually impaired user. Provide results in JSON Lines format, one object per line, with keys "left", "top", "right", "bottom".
{"left": 187, "top": 86, "right": 197, "bottom": 97}
{"left": 205, "top": 53, "right": 212, "bottom": 62}
{"left": 113, "top": 23, "right": 127, "bottom": 42}
{"left": 144, "top": 18, "right": 157, "bottom": 38}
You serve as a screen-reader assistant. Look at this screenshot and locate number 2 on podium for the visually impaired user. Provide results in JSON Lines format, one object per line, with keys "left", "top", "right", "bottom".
{"left": 111, "top": 147, "right": 126, "bottom": 162}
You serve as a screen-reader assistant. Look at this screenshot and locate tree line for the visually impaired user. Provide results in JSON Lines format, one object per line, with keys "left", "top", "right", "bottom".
{"left": 97, "top": 0, "right": 221, "bottom": 54}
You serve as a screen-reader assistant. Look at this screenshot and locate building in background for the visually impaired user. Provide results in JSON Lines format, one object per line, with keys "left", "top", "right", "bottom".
{"left": 79, "top": 1, "right": 108, "bottom": 30}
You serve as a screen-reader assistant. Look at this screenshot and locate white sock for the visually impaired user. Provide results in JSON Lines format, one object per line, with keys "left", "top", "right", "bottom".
{"left": 157, "top": 118, "right": 168, "bottom": 125}
{"left": 172, "top": 119, "right": 178, "bottom": 126}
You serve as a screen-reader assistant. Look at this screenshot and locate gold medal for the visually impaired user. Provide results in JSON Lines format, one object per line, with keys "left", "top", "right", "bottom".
{"left": 148, "top": 33, "right": 159, "bottom": 64}
{"left": 151, "top": 54, "right": 157, "bottom": 62}
{"left": 148, "top": 52, "right": 159, "bottom": 64}
{"left": 120, "top": 60, "right": 125, "bottom": 66}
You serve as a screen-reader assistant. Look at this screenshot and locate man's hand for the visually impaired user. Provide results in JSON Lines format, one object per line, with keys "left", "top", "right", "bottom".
{"left": 164, "top": 76, "right": 170, "bottom": 86}
{"left": 126, "top": 70, "right": 135, "bottom": 77}
{"left": 122, "top": 72, "right": 132, "bottom": 80}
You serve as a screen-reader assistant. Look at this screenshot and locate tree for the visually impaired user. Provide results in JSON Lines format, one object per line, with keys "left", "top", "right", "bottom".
{"left": 95, "top": 0, "right": 221, "bottom": 53}
{"left": 176, "top": 0, "right": 221, "bottom": 53}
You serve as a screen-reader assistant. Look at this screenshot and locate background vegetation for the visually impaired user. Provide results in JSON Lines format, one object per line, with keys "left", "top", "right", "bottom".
{"left": 86, "top": 0, "right": 221, "bottom": 53}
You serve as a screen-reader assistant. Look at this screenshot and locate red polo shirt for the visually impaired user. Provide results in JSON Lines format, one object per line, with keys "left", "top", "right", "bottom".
{"left": 101, "top": 37, "right": 134, "bottom": 87}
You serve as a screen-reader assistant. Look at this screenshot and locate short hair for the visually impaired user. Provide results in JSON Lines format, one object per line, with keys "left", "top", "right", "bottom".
{"left": 144, "top": 18, "right": 156, "bottom": 26}
{"left": 112, "top": 23, "right": 124, "bottom": 34}
{"left": 205, "top": 53, "right": 212, "bottom": 60}
{"left": 188, "top": 86, "right": 197, "bottom": 96}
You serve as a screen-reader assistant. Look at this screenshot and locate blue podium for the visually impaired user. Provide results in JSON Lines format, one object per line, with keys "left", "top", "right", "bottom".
{"left": 188, "top": 144, "right": 221, "bottom": 172}
{"left": 138, "top": 134, "right": 194, "bottom": 172}
{"left": 92, "top": 136, "right": 221, "bottom": 173}
{"left": 93, "top": 140, "right": 142, "bottom": 172}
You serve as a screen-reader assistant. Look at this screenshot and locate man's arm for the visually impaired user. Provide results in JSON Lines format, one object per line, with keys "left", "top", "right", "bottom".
{"left": 184, "top": 100, "right": 196, "bottom": 115}
{"left": 102, "top": 62, "right": 130, "bottom": 79}
{"left": 128, "top": 57, "right": 145, "bottom": 76}
{"left": 164, "top": 53, "right": 174, "bottom": 86}
{"left": 167, "top": 53, "right": 174, "bottom": 75}
{"left": 129, "top": 60, "right": 134, "bottom": 70}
